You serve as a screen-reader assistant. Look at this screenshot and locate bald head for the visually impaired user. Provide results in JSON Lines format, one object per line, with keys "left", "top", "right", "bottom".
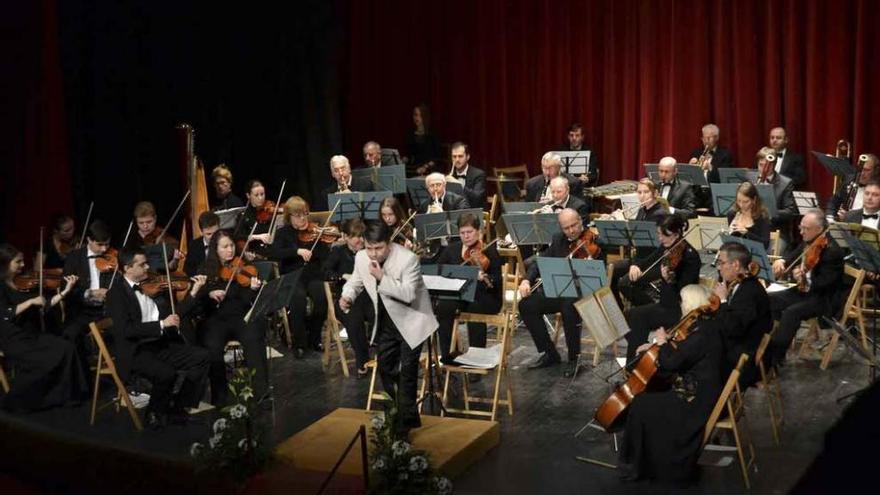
{"left": 558, "top": 208, "right": 583, "bottom": 241}
{"left": 549, "top": 176, "right": 570, "bottom": 203}
{"left": 658, "top": 156, "right": 677, "bottom": 183}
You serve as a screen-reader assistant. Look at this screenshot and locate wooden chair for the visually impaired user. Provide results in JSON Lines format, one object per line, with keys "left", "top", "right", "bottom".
{"left": 702, "top": 353, "right": 755, "bottom": 489}
{"left": 322, "top": 282, "right": 352, "bottom": 377}
{"left": 754, "top": 333, "right": 784, "bottom": 445}
{"left": 0, "top": 350, "right": 10, "bottom": 393}
{"left": 492, "top": 164, "right": 530, "bottom": 193}
{"left": 363, "top": 359, "right": 388, "bottom": 411}
{"left": 441, "top": 312, "right": 514, "bottom": 421}
{"left": 308, "top": 211, "right": 332, "bottom": 226}
{"left": 768, "top": 230, "right": 781, "bottom": 257}
{"left": 89, "top": 318, "right": 143, "bottom": 432}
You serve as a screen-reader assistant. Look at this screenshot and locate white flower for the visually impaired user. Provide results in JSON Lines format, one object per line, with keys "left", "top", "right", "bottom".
{"left": 189, "top": 442, "right": 203, "bottom": 457}
{"left": 209, "top": 433, "right": 223, "bottom": 449}
{"left": 370, "top": 414, "right": 386, "bottom": 430}
{"left": 229, "top": 404, "right": 248, "bottom": 419}
{"left": 435, "top": 477, "right": 453, "bottom": 495}
{"left": 391, "top": 440, "right": 410, "bottom": 457}
{"left": 408, "top": 455, "right": 428, "bottom": 472}
{"left": 372, "top": 456, "right": 386, "bottom": 470}
{"left": 239, "top": 386, "right": 254, "bottom": 401}
{"left": 213, "top": 418, "right": 228, "bottom": 434}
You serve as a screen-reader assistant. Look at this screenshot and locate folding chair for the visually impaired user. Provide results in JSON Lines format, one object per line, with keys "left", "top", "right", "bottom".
{"left": 322, "top": 282, "right": 352, "bottom": 377}
{"left": 754, "top": 333, "right": 784, "bottom": 445}
{"left": 492, "top": 164, "right": 530, "bottom": 193}
{"left": 364, "top": 359, "right": 388, "bottom": 411}
{"left": 89, "top": 318, "right": 143, "bottom": 432}
{"left": 0, "top": 350, "right": 10, "bottom": 393}
{"left": 702, "top": 353, "right": 756, "bottom": 489}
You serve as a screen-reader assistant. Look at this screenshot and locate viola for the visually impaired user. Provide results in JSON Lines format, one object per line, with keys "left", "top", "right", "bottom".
{"left": 13, "top": 268, "right": 64, "bottom": 292}
{"left": 297, "top": 222, "right": 342, "bottom": 245}
{"left": 593, "top": 295, "right": 721, "bottom": 431}
{"left": 95, "top": 248, "right": 119, "bottom": 273}
{"left": 462, "top": 241, "right": 490, "bottom": 271}
{"left": 255, "top": 200, "right": 278, "bottom": 224}
{"left": 219, "top": 257, "right": 260, "bottom": 287}
{"left": 568, "top": 230, "right": 601, "bottom": 260}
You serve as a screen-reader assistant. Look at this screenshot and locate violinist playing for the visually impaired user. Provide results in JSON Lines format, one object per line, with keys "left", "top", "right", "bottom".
{"left": 38, "top": 214, "right": 79, "bottom": 270}
{"left": 618, "top": 285, "right": 723, "bottom": 486}
{"left": 518, "top": 208, "right": 604, "bottom": 376}
{"left": 0, "top": 244, "right": 88, "bottom": 412}
{"left": 768, "top": 209, "right": 843, "bottom": 367}
{"left": 195, "top": 230, "right": 268, "bottom": 406}
{"left": 268, "top": 196, "right": 332, "bottom": 358}
{"left": 232, "top": 179, "right": 278, "bottom": 260}
{"left": 433, "top": 214, "right": 503, "bottom": 365}
{"left": 380, "top": 197, "right": 414, "bottom": 250}
{"left": 709, "top": 242, "right": 771, "bottom": 387}
{"left": 621, "top": 215, "right": 701, "bottom": 362}
{"left": 125, "top": 201, "right": 183, "bottom": 271}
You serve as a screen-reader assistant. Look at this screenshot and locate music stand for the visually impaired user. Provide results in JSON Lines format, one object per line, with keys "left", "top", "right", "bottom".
{"left": 214, "top": 206, "right": 247, "bottom": 230}
{"left": 502, "top": 202, "right": 542, "bottom": 213}
{"left": 142, "top": 244, "right": 170, "bottom": 271}
{"left": 501, "top": 213, "right": 561, "bottom": 246}
{"left": 618, "top": 194, "right": 641, "bottom": 219}
{"left": 628, "top": 221, "right": 661, "bottom": 248}
{"left": 720, "top": 234, "right": 775, "bottom": 281}
{"left": 554, "top": 150, "right": 591, "bottom": 176}
{"left": 844, "top": 232, "right": 880, "bottom": 272}
{"left": 710, "top": 183, "right": 739, "bottom": 216}
{"left": 717, "top": 168, "right": 758, "bottom": 184}
{"left": 793, "top": 191, "right": 820, "bottom": 215}
{"left": 812, "top": 151, "right": 856, "bottom": 178}
{"left": 538, "top": 258, "right": 607, "bottom": 300}
{"left": 352, "top": 164, "right": 406, "bottom": 193}
{"left": 406, "top": 178, "right": 431, "bottom": 208}
{"left": 414, "top": 208, "right": 484, "bottom": 243}
{"left": 755, "top": 184, "right": 779, "bottom": 218}
{"left": 593, "top": 220, "right": 632, "bottom": 249}
{"left": 695, "top": 216, "right": 729, "bottom": 252}
{"left": 328, "top": 191, "right": 392, "bottom": 222}
{"left": 380, "top": 148, "right": 403, "bottom": 166}
{"left": 244, "top": 272, "right": 300, "bottom": 323}
{"left": 644, "top": 164, "right": 708, "bottom": 187}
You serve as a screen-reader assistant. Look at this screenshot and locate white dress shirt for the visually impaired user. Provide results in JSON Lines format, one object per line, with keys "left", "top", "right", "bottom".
{"left": 125, "top": 276, "right": 160, "bottom": 325}
{"left": 86, "top": 247, "right": 101, "bottom": 292}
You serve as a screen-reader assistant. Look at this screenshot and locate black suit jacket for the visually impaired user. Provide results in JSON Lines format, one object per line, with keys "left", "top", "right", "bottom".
{"left": 105, "top": 279, "right": 195, "bottom": 381}
{"left": 776, "top": 151, "right": 806, "bottom": 189}
{"left": 418, "top": 191, "right": 471, "bottom": 213}
{"left": 844, "top": 208, "right": 880, "bottom": 225}
{"left": 765, "top": 173, "right": 798, "bottom": 225}
{"left": 710, "top": 276, "right": 772, "bottom": 384}
{"left": 690, "top": 146, "right": 734, "bottom": 183}
{"left": 524, "top": 174, "right": 582, "bottom": 203}
{"left": 635, "top": 202, "right": 669, "bottom": 224}
{"left": 315, "top": 176, "right": 374, "bottom": 212}
{"left": 726, "top": 211, "right": 771, "bottom": 248}
{"left": 555, "top": 194, "right": 591, "bottom": 221}
{"left": 63, "top": 246, "right": 112, "bottom": 312}
{"left": 660, "top": 179, "right": 697, "bottom": 218}
{"left": 561, "top": 145, "right": 599, "bottom": 186}
{"left": 451, "top": 165, "right": 487, "bottom": 209}
{"left": 184, "top": 236, "right": 210, "bottom": 277}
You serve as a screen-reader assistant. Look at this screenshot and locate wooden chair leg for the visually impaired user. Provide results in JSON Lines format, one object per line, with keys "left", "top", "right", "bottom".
{"left": 366, "top": 362, "right": 379, "bottom": 411}
{"left": 335, "top": 324, "right": 350, "bottom": 377}
{"left": 820, "top": 332, "right": 840, "bottom": 370}
{"left": 0, "top": 362, "right": 10, "bottom": 393}
{"left": 90, "top": 354, "right": 103, "bottom": 426}
{"left": 490, "top": 367, "right": 504, "bottom": 422}
{"left": 441, "top": 370, "right": 451, "bottom": 417}
{"left": 729, "top": 415, "right": 751, "bottom": 490}
{"left": 505, "top": 367, "right": 514, "bottom": 416}
{"left": 278, "top": 308, "right": 293, "bottom": 348}
{"left": 798, "top": 320, "right": 819, "bottom": 358}
{"left": 111, "top": 373, "right": 143, "bottom": 431}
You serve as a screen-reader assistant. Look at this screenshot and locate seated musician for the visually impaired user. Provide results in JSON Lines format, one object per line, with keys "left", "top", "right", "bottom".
{"left": 433, "top": 214, "right": 502, "bottom": 366}
{"left": 419, "top": 172, "right": 471, "bottom": 213}
{"left": 1, "top": 244, "right": 87, "bottom": 412}
{"left": 39, "top": 213, "right": 79, "bottom": 269}
{"left": 323, "top": 218, "right": 373, "bottom": 375}
{"left": 195, "top": 230, "right": 268, "bottom": 406}
{"left": 611, "top": 215, "right": 702, "bottom": 320}
{"left": 105, "top": 248, "right": 210, "bottom": 429}
{"left": 656, "top": 156, "right": 696, "bottom": 218}
{"left": 709, "top": 242, "right": 772, "bottom": 387}
{"left": 363, "top": 141, "right": 384, "bottom": 168}
{"left": 316, "top": 155, "right": 373, "bottom": 211}
{"left": 768, "top": 209, "right": 844, "bottom": 367}
{"left": 618, "top": 284, "right": 723, "bottom": 486}
{"left": 125, "top": 201, "right": 183, "bottom": 271}
{"left": 687, "top": 123, "right": 734, "bottom": 183}
{"left": 727, "top": 182, "right": 771, "bottom": 249}
{"left": 525, "top": 152, "right": 582, "bottom": 203}
{"left": 826, "top": 154, "right": 877, "bottom": 222}
{"left": 544, "top": 176, "right": 591, "bottom": 222}
{"left": 268, "top": 196, "right": 330, "bottom": 358}
{"left": 842, "top": 179, "right": 880, "bottom": 229}
{"left": 565, "top": 122, "right": 599, "bottom": 188}
{"left": 755, "top": 147, "right": 798, "bottom": 246}
{"left": 448, "top": 142, "right": 487, "bottom": 209}
{"left": 622, "top": 215, "right": 702, "bottom": 362}
{"left": 62, "top": 220, "right": 113, "bottom": 347}
{"left": 379, "top": 197, "right": 414, "bottom": 249}
{"left": 233, "top": 179, "right": 276, "bottom": 260}
{"left": 768, "top": 127, "right": 807, "bottom": 189}
{"left": 183, "top": 211, "right": 220, "bottom": 277}
{"left": 212, "top": 164, "right": 245, "bottom": 211}
{"left": 517, "top": 208, "right": 602, "bottom": 376}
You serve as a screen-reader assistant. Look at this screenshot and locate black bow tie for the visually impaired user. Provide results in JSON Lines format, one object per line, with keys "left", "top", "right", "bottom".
{"left": 864, "top": 214, "right": 879, "bottom": 220}
{"left": 456, "top": 174, "right": 466, "bottom": 179}
{"left": 777, "top": 152, "right": 784, "bottom": 158}
{"left": 662, "top": 182, "right": 673, "bottom": 188}
{"left": 132, "top": 284, "right": 143, "bottom": 293}
{"left": 88, "top": 254, "right": 101, "bottom": 259}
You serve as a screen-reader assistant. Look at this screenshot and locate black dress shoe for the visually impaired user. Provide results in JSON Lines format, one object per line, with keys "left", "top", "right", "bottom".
{"left": 294, "top": 347, "right": 306, "bottom": 359}
{"left": 528, "top": 351, "right": 561, "bottom": 369}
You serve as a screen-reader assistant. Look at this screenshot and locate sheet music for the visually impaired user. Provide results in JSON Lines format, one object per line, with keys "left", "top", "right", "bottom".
{"left": 765, "top": 283, "right": 792, "bottom": 293}
{"left": 793, "top": 191, "right": 819, "bottom": 215}
{"left": 618, "top": 193, "right": 640, "bottom": 220}
{"left": 422, "top": 275, "right": 467, "bottom": 292}
{"left": 574, "top": 295, "right": 615, "bottom": 349}
{"left": 452, "top": 344, "right": 502, "bottom": 369}
{"left": 599, "top": 290, "right": 630, "bottom": 339}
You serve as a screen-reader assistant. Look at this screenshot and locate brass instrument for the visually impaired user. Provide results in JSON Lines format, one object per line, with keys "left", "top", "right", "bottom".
{"left": 758, "top": 153, "right": 776, "bottom": 183}
{"left": 427, "top": 194, "right": 443, "bottom": 214}
{"left": 697, "top": 145, "right": 713, "bottom": 172}
{"left": 835, "top": 139, "right": 852, "bottom": 160}
{"left": 842, "top": 154, "right": 870, "bottom": 212}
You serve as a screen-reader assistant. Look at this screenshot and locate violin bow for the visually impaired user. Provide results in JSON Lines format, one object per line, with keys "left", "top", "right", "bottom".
{"left": 391, "top": 210, "right": 418, "bottom": 243}
{"left": 38, "top": 226, "right": 46, "bottom": 332}
{"left": 222, "top": 222, "right": 259, "bottom": 294}
{"left": 77, "top": 201, "right": 94, "bottom": 249}
{"left": 266, "top": 180, "right": 287, "bottom": 243}
{"left": 640, "top": 224, "right": 698, "bottom": 276}
{"left": 161, "top": 242, "right": 176, "bottom": 316}
{"left": 306, "top": 199, "right": 342, "bottom": 259}
{"left": 156, "top": 190, "right": 192, "bottom": 244}
{"left": 107, "top": 221, "right": 134, "bottom": 292}
{"left": 778, "top": 227, "right": 830, "bottom": 281}
{"left": 458, "top": 238, "right": 500, "bottom": 265}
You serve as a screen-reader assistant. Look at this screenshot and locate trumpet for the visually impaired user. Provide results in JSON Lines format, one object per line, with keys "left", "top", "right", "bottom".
{"left": 427, "top": 194, "right": 443, "bottom": 214}
{"left": 697, "top": 145, "right": 713, "bottom": 171}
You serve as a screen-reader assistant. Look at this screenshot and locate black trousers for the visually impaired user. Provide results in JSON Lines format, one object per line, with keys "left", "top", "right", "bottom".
{"left": 435, "top": 291, "right": 502, "bottom": 359}
{"left": 376, "top": 320, "right": 423, "bottom": 423}
{"left": 624, "top": 302, "right": 682, "bottom": 362}
{"left": 336, "top": 292, "right": 374, "bottom": 368}
{"left": 200, "top": 315, "right": 268, "bottom": 406}
{"left": 769, "top": 288, "right": 831, "bottom": 364}
{"left": 289, "top": 278, "right": 327, "bottom": 349}
{"left": 519, "top": 291, "right": 581, "bottom": 360}
{"left": 132, "top": 340, "right": 209, "bottom": 413}
{"left": 611, "top": 260, "right": 659, "bottom": 308}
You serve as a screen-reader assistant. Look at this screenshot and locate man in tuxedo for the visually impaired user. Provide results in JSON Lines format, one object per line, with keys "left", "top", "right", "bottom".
{"left": 525, "top": 152, "right": 582, "bottom": 203}
{"left": 448, "top": 142, "right": 487, "bottom": 209}
{"left": 709, "top": 242, "right": 772, "bottom": 387}
{"left": 565, "top": 122, "right": 599, "bottom": 187}
{"left": 768, "top": 210, "right": 844, "bottom": 366}
{"left": 827, "top": 154, "right": 878, "bottom": 221}
{"left": 419, "top": 173, "right": 471, "bottom": 213}
{"left": 363, "top": 141, "right": 383, "bottom": 168}
{"left": 546, "top": 176, "right": 590, "bottom": 222}
{"left": 105, "top": 248, "right": 209, "bottom": 429}
{"left": 184, "top": 211, "right": 219, "bottom": 277}
{"left": 315, "top": 155, "right": 374, "bottom": 211}
{"left": 768, "top": 127, "right": 807, "bottom": 189}
{"left": 62, "top": 220, "right": 114, "bottom": 348}
{"left": 843, "top": 180, "right": 880, "bottom": 229}
{"left": 756, "top": 147, "right": 799, "bottom": 244}
{"left": 340, "top": 223, "right": 438, "bottom": 436}
{"left": 688, "top": 123, "right": 734, "bottom": 184}
{"left": 656, "top": 156, "right": 697, "bottom": 218}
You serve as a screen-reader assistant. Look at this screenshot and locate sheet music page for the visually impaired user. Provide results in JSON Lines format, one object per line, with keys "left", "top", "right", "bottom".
{"left": 765, "top": 283, "right": 792, "bottom": 293}
{"left": 453, "top": 344, "right": 502, "bottom": 369}
{"left": 599, "top": 290, "right": 630, "bottom": 338}
{"left": 422, "top": 274, "right": 467, "bottom": 292}
{"left": 575, "top": 295, "right": 616, "bottom": 349}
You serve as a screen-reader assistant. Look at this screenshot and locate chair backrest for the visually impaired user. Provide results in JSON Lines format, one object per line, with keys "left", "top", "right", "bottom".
{"left": 493, "top": 164, "right": 530, "bottom": 190}
{"left": 309, "top": 211, "right": 332, "bottom": 225}
{"left": 839, "top": 265, "right": 866, "bottom": 322}
{"left": 703, "top": 353, "right": 749, "bottom": 445}
{"left": 89, "top": 318, "right": 116, "bottom": 373}
{"left": 769, "top": 230, "right": 781, "bottom": 256}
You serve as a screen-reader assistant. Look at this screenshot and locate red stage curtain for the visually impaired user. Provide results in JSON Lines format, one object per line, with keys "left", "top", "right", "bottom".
{"left": 344, "top": 0, "right": 879, "bottom": 200}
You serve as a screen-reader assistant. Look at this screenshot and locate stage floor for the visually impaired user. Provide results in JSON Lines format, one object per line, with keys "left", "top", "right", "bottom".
{"left": 0, "top": 319, "right": 874, "bottom": 494}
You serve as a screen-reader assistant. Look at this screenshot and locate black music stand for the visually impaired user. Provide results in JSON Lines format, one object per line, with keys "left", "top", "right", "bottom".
{"left": 793, "top": 191, "right": 820, "bottom": 215}
{"left": 502, "top": 201, "right": 543, "bottom": 213}
{"left": 812, "top": 151, "right": 857, "bottom": 178}
{"left": 644, "top": 164, "right": 708, "bottom": 187}
{"left": 594, "top": 220, "right": 632, "bottom": 250}
{"left": 406, "top": 178, "right": 431, "bottom": 208}
{"left": 755, "top": 184, "right": 779, "bottom": 218}
{"left": 839, "top": 232, "right": 880, "bottom": 398}
{"left": 380, "top": 148, "right": 403, "bottom": 166}
{"left": 214, "top": 206, "right": 247, "bottom": 230}
{"left": 710, "top": 183, "right": 739, "bottom": 216}
{"left": 244, "top": 272, "right": 301, "bottom": 323}
{"left": 627, "top": 220, "right": 660, "bottom": 249}
{"left": 501, "top": 213, "right": 561, "bottom": 246}
{"left": 352, "top": 164, "right": 406, "bottom": 193}
{"left": 414, "top": 208, "right": 484, "bottom": 243}
{"left": 717, "top": 168, "right": 758, "bottom": 184}
{"left": 328, "top": 191, "right": 392, "bottom": 222}
{"left": 555, "top": 150, "right": 592, "bottom": 176}
{"left": 720, "top": 234, "right": 775, "bottom": 281}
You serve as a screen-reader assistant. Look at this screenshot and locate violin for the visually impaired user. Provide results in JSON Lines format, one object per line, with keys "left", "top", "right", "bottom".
{"left": 13, "top": 268, "right": 64, "bottom": 291}
{"left": 255, "top": 200, "right": 279, "bottom": 224}
{"left": 662, "top": 241, "right": 686, "bottom": 271}
{"left": 140, "top": 271, "right": 190, "bottom": 297}
{"left": 219, "top": 257, "right": 260, "bottom": 287}
{"left": 297, "top": 222, "right": 342, "bottom": 245}
{"left": 594, "top": 294, "right": 721, "bottom": 431}
{"left": 95, "top": 248, "right": 119, "bottom": 273}
{"left": 798, "top": 234, "right": 828, "bottom": 292}
{"left": 462, "top": 241, "right": 490, "bottom": 271}
{"left": 568, "top": 230, "right": 601, "bottom": 260}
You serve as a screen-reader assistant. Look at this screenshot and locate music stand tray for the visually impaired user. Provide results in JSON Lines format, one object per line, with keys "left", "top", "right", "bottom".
{"left": 328, "top": 191, "right": 392, "bottom": 222}
{"left": 844, "top": 232, "right": 880, "bottom": 271}
{"left": 710, "top": 183, "right": 739, "bottom": 216}
{"left": 380, "top": 148, "right": 403, "bottom": 165}
{"left": 594, "top": 220, "right": 632, "bottom": 247}
{"left": 537, "top": 258, "right": 607, "bottom": 299}
{"left": 812, "top": 151, "right": 856, "bottom": 178}
{"left": 245, "top": 271, "right": 300, "bottom": 323}
{"left": 502, "top": 202, "right": 542, "bottom": 213}
{"left": 717, "top": 168, "right": 758, "bottom": 184}
{"left": 628, "top": 220, "right": 660, "bottom": 248}
{"left": 214, "top": 206, "right": 247, "bottom": 230}
{"left": 755, "top": 184, "right": 779, "bottom": 218}
{"left": 415, "top": 208, "right": 484, "bottom": 243}
{"left": 720, "top": 234, "right": 775, "bottom": 281}
{"left": 352, "top": 164, "right": 406, "bottom": 193}
{"left": 696, "top": 216, "right": 729, "bottom": 252}
{"left": 793, "top": 191, "right": 820, "bottom": 215}
{"left": 421, "top": 264, "right": 479, "bottom": 303}
{"left": 501, "top": 213, "right": 561, "bottom": 246}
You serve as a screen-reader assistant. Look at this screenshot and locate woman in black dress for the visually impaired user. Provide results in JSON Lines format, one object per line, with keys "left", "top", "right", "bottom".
{"left": 404, "top": 103, "right": 442, "bottom": 177}
{"left": 726, "top": 181, "right": 771, "bottom": 249}
{"left": 0, "top": 244, "right": 87, "bottom": 412}
{"left": 619, "top": 284, "right": 724, "bottom": 485}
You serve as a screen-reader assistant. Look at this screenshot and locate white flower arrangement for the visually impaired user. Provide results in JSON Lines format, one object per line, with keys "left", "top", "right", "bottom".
{"left": 229, "top": 404, "right": 247, "bottom": 419}
{"left": 391, "top": 440, "right": 411, "bottom": 457}
{"left": 409, "top": 455, "right": 428, "bottom": 472}
{"left": 213, "top": 418, "right": 228, "bottom": 434}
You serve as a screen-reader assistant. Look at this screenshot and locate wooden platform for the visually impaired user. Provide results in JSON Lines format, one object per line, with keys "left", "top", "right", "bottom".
{"left": 275, "top": 408, "right": 500, "bottom": 479}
